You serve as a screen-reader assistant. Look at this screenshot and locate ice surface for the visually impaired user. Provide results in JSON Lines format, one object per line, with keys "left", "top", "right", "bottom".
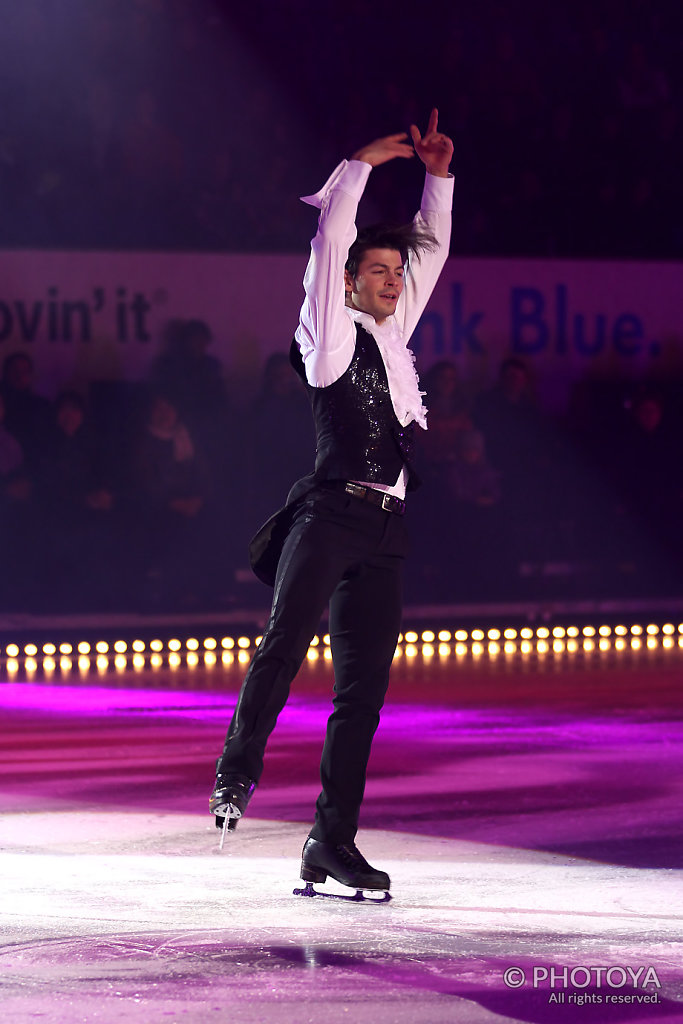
{"left": 1, "top": 648, "right": 682, "bottom": 1022}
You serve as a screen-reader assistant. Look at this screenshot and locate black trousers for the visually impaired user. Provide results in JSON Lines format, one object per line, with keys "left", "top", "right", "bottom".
{"left": 217, "top": 486, "right": 408, "bottom": 843}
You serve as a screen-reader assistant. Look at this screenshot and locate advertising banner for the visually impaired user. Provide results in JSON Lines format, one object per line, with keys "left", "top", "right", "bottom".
{"left": 1, "top": 250, "right": 680, "bottom": 410}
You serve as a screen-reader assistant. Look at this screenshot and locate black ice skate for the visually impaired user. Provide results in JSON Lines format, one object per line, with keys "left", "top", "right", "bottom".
{"left": 209, "top": 773, "right": 256, "bottom": 849}
{"left": 293, "top": 837, "right": 392, "bottom": 902}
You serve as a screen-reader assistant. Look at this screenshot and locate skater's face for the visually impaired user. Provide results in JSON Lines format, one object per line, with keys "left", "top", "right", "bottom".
{"left": 344, "top": 248, "right": 404, "bottom": 325}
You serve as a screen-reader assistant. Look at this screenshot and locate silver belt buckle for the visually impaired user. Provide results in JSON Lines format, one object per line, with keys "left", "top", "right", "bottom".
{"left": 381, "top": 493, "right": 394, "bottom": 512}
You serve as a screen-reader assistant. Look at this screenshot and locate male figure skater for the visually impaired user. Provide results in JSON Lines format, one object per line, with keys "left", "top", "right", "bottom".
{"left": 210, "top": 110, "right": 454, "bottom": 895}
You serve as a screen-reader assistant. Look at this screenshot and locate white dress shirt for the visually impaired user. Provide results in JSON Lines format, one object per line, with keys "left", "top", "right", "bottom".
{"left": 295, "top": 158, "right": 454, "bottom": 499}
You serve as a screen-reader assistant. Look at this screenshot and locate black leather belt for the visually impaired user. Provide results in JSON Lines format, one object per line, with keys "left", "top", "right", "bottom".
{"left": 344, "top": 482, "right": 406, "bottom": 516}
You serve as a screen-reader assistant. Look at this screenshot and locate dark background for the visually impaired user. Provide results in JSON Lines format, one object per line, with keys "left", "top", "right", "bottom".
{"left": 1, "top": 0, "right": 681, "bottom": 258}
{"left": 1, "top": 0, "right": 682, "bottom": 618}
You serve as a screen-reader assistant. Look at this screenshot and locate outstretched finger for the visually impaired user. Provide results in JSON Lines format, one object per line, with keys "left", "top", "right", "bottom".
{"left": 427, "top": 107, "right": 439, "bottom": 135}
{"left": 383, "top": 131, "right": 409, "bottom": 143}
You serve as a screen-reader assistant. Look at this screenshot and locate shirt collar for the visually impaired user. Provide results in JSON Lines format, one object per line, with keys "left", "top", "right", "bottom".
{"left": 345, "top": 306, "right": 398, "bottom": 337}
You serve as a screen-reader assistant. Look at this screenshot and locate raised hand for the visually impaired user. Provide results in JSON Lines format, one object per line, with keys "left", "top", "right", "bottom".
{"left": 410, "top": 108, "right": 453, "bottom": 178}
{"left": 352, "top": 132, "right": 415, "bottom": 167}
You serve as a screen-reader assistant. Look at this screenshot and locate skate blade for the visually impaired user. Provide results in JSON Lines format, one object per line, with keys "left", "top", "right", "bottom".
{"left": 293, "top": 881, "right": 391, "bottom": 903}
{"left": 216, "top": 805, "right": 241, "bottom": 850}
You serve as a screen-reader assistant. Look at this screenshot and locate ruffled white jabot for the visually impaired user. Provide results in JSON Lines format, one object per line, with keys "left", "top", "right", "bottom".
{"left": 346, "top": 308, "right": 428, "bottom": 430}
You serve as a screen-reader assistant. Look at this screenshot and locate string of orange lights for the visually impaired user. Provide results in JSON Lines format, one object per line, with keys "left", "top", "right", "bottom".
{"left": 1, "top": 622, "right": 682, "bottom": 677}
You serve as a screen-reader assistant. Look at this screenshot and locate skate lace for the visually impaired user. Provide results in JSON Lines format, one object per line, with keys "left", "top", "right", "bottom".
{"left": 337, "top": 844, "right": 368, "bottom": 870}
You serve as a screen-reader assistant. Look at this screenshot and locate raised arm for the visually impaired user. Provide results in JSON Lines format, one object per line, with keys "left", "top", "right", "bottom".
{"left": 397, "top": 108, "right": 455, "bottom": 341}
{"left": 296, "top": 134, "right": 415, "bottom": 386}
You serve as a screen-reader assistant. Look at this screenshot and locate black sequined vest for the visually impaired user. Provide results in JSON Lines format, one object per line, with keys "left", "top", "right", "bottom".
{"left": 290, "top": 324, "right": 421, "bottom": 491}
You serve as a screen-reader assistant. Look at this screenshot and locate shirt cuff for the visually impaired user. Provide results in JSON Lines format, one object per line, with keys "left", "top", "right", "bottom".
{"left": 300, "top": 159, "right": 372, "bottom": 209}
{"left": 421, "top": 170, "right": 455, "bottom": 212}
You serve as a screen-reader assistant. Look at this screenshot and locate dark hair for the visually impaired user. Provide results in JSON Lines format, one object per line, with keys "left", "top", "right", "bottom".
{"left": 345, "top": 222, "right": 438, "bottom": 277}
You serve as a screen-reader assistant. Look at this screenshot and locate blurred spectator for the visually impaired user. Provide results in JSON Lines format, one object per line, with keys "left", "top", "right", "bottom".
{"left": 34, "top": 391, "right": 117, "bottom": 609}
{"left": 0, "top": 391, "right": 24, "bottom": 482}
{"left": 474, "top": 357, "right": 559, "bottom": 568}
{"left": 134, "top": 391, "right": 210, "bottom": 516}
{"left": 149, "top": 318, "right": 230, "bottom": 458}
{"left": 0, "top": 392, "right": 33, "bottom": 606}
{"left": 0, "top": 352, "right": 53, "bottom": 474}
{"left": 39, "top": 391, "right": 113, "bottom": 513}
{"left": 0, "top": 385, "right": 30, "bottom": 512}
{"left": 606, "top": 390, "right": 683, "bottom": 589}
{"left": 446, "top": 428, "right": 507, "bottom": 599}
{"left": 419, "top": 361, "right": 471, "bottom": 476}
{"left": 410, "top": 424, "right": 507, "bottom": 603}
{"left": 148, "top": 320, "right": 237, "bottom": 591}
{"left": 445, "top": 429, "right": 502, "bottom": 508}
{"left": 248, "top": 352, "right": 314, "bottom": 526}
{"left": 131, "top": 391, "right": 214, "bottom": 608}
{"left": 473, "top": 357, "right": 544, "bottom": 479}
{"left": 148, "top": 319, "right": 243, "bottom": 603}
{"left": 612, "top": 392, "right": 681, "bottom": 531}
